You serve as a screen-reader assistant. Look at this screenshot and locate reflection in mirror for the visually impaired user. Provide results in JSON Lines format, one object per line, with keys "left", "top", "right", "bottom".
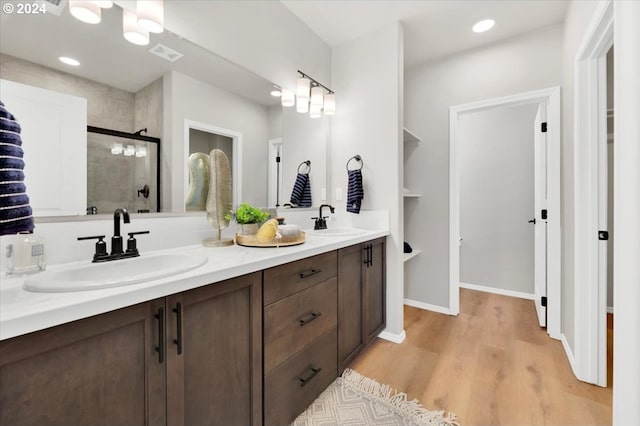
{"left": 0, "top": 2, "right": 328, "bottom": 219}
{"left": 87, "top": 127, "right": 159, "bottom": 215}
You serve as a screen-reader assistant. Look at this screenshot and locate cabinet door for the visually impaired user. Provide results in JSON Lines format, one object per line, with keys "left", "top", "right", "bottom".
{"left": 337, "top": 243, "right": 365, "bottom": 373}
{"left": 0, "top": 299, "right": 166, "bottom": 426}
{"left": 166, "top": 272, "right": 262, "bottom": 426}
{"left": 364, "top": 238, "right": 386, "bottom": 343}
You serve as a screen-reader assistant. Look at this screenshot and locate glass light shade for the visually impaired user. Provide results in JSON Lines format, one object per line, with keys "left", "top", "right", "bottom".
{"left": 124, "top": 145, "right": 135, "bottom": 156}
{"left": 310, "top": 86, "right": 324, "bottom": 107}
{"left": 69, "top": 1, "right": 101, "bottom": 24}
{"left": 296, "top": 77, "right": 310, "bottom": 101}
{"left": 323, "top": 93, "right": 336, "bottom": 115}
{"left": 123, "top": 9, "right": 150, "bottom": 46}
{"left": 281, "top": 89, "right": 295, "bottom": 107}
{"left": 136, "top": 146, "right": 147, "bottom": 157}
{"left": 296, "top": 99, "right": 309, "bottom": 113}
{"left": 309, "top": 103, "right": 322, "bottom": 118}
{"left": 137, "top": 0, "right": 164, "bottom": 34}
{"left": 111, "top": 143, "right": 123, "bottom": 154}
{"left": 90, "top": 1, "right": 113, "bottom": 8}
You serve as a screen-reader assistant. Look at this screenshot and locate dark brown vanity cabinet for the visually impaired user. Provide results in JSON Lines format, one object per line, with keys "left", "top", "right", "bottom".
{"left": 263, "top": 251, "right": 339, "bottom": 426}
{"left": 0, "top": 272, "right": 262, "bottom": 426}
{"left": 338, "top": 237, "right": 386, "bottom": 373}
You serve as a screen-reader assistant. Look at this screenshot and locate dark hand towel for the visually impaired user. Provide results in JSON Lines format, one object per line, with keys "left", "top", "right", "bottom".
{"left": 290, "top": 173, "right": 312, "bottom": 207}
{"left": 347, "top": 169, "right": 364, "bottom": 214}
{"left": 0, "top": 100, "right": 34, "bottom": 236}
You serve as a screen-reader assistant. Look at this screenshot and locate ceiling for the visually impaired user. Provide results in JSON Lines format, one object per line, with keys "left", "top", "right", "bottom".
{"left": 280, "top": 0, "right": 570, "bottom": 66}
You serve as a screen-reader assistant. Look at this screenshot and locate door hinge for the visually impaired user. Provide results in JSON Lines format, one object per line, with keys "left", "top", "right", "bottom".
{"left": 541, "top": 296, "right": 547, "bottom": 307}
{"left": 541, "top": 122, "right": 548, "bottom": 133}
{"left": 541, "top": 209, "right": 548, "bottom": 220}
{"left": 598, "top": 230, "right": 609, "bottom": 241}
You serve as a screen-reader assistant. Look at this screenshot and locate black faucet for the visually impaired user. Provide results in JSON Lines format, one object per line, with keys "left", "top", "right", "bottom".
{"left": 77, "top": 207, "right": 150, "bottom": 263}
{"left": 312, "top": 204, "right": 335, "bottom": 230}
{"left": 111, "top": 208, "right": 130, "bottom": 256}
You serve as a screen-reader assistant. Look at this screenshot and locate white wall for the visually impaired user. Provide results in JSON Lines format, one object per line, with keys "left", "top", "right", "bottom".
{"left": 404, "top": 24, "right": 563, "bottom": 307}
{"left": 162, "top": 1, "right": 331, "bottom": 94}
{"left": 459, "top": 103, "right": 538, "bottom": 294}
{"left": 164, "top": 71, "right": 270, "bottom": 212}
{"left": 331, "top": 23, "right": 404, "bottom": 340}
{"left": 560, "top": 0, "right": 602, "bottom": 353}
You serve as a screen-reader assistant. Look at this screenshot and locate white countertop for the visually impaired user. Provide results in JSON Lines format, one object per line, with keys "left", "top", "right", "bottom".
{"left": 0, "top": 229, "right": 388, "bottom": 341}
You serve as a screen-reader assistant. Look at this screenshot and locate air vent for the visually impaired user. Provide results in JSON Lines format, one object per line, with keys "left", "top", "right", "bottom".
{"left": 149, "top": 43, "right": 184, "bottom": 63}
{"left": 42, "top": 0, "right": 67, "bottom": 16}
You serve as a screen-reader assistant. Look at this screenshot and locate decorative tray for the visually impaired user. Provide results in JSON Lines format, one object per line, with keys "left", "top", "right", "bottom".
{"left": 235, "top": 231, "right": 306, "bottom": 248}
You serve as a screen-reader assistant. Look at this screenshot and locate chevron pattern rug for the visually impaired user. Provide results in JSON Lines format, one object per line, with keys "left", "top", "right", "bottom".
{"left": 292, "top": 369, "right": 459, "bottom": 426}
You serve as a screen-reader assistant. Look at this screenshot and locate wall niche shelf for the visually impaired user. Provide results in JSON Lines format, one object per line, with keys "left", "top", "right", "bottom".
{"left": 404, "top": 249, "right": 422, "bottom": 262}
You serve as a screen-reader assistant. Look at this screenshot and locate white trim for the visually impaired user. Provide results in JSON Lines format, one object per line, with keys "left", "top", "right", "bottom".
{"left": 459, "top": 282, "right": 535, "bottom": 301}
{"left": 378, "top": 330, "right": 406, "bottom": 344}
{"left": 449, "top": 86, "right": 562, "bottom": 339}
{"left": 403, "top": 298, "right": 454, "bottom": 316}
{"left": 561, "top": 333, "right": 581, "bottom": 381}
{"left": 183, "top": 119, "right": 243, "bottom": 209}
{"left": 607, "top": 306, "right": 614, "bottom": 314}
{"left": 573, "top": 0, "right": 613, "bottom": 387}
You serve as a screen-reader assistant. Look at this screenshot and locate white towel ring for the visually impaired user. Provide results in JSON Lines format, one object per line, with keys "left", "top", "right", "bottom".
{"left": 346, "top": 155, "right": 363, "bottom": 171}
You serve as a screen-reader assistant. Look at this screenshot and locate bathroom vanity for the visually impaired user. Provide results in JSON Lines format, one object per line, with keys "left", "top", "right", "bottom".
{"left": 0, "top": 232, "right": 387, "bottom": 426}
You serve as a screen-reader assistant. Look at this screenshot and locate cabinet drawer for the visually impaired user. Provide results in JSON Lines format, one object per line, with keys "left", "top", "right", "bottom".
{"left": 264, "top": 328, "right": 337, "bottom": 426}
{"left": 264, "top": 277, "right": 337, "bottom": 374}
{"left": 264, "top": 251, "right": 337, "bottom": 305}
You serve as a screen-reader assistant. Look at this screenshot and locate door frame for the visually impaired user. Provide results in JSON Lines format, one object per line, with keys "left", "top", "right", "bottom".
{"left": 449, "top": 86, "right": 562, "bottom": 340}
{"left": 573, "top": 0, "right": 613, "bottom": 387}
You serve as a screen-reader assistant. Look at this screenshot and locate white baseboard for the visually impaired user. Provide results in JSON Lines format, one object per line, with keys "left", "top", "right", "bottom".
{"left": 460, "top": 282, "right": 535, "bottom": 300}
{"left": 378, "top": 329, "right": 406, "bottom": 344}
{"left": 607, "top": 306, "right": 614, "bottom": 314}
{"left": 560, "top": 333, "right": 582, "bottom": 381}
{"left": 403, "top": 298, "right": 453, "bottom": 315}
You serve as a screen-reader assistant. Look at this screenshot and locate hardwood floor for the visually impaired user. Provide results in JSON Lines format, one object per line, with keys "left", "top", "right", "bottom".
{"left": 350, "top": 289, "right": 613, "bottom": 425}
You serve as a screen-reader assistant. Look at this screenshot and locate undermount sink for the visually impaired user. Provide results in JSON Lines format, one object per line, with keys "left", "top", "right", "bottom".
{"left": 23, "top": 253, "right": 208, "bottom": 293}
{"left": 307, "top": 227, "right": 366, "bottom": 237}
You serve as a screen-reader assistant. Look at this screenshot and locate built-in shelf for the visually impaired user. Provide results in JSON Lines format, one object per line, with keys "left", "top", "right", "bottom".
{"left": 404, "top": 249, "right": 422, "bottom": 262}
{"left": 403, "top": 128, "right": 421, "bottom": 144}
{"left": 404, "top": 193, "right": 421, "bottom": 198}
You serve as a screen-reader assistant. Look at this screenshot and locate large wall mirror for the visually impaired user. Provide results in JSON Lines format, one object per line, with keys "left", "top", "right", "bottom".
{"left": 0, "top": 1, "right": 328, "bottom": 220}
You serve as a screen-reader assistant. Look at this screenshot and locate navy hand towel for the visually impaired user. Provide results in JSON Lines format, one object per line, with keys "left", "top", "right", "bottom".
{"left": 347, "top": 169, "right": 364, "bottom": 214}
{"left": 0, "top": 100, "right": 34, "bottom": 236}
{"left": 290, "top": 173, "right": 312, "bottom": 207}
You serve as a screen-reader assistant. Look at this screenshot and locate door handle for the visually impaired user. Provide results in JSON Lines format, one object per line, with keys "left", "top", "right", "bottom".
{"left": 173, "top": 302, "right": 183, "bottom": 355}
{"left": 528, "top": 218, "right": 536, "bottom": 224}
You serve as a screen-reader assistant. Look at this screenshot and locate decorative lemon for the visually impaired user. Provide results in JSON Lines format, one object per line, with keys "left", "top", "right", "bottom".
{"left": 256, "top": 219, "right": 279, "bottom": 243}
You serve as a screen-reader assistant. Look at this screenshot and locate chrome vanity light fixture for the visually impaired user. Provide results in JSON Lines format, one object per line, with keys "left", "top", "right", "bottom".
{"left": 290, "top": 70, "right": 336, "bottom": 118}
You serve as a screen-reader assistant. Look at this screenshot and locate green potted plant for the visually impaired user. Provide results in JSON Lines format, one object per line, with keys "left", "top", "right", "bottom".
{"left": 226, "top": 203, "right": 271, "bottom": 236}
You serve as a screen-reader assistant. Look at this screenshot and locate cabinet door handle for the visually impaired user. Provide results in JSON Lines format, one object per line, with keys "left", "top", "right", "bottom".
{"left": 363, "top": 245, "right": 372, "bottom": 267}
{"left": 154, "top": 307, "right": 165, "bottom": 364}
{"left": 299, "top": 367, "right": 322, "bottom": 387}
{"left": 172, "top": 302, "right": 183, "bottom": 355}
{"left": 299, "top": 269, "right": 321, "bottom": 279}
{"left": 299, "top": 312, "right": 322, "bottom": 326}
{"left": 363, "top": 246, "right": 369, "bottom": 266}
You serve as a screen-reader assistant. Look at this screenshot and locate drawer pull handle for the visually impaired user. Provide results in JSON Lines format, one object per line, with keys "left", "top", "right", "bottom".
{"left": 299, "top": 367, "right": 322, "bottom": 387}
{"left": 299, "top": 312, "right": 322, "bottom": 326}
{"left": 154, "top": 307, "right": 165, "bottom": 364}
{"left": 299, "top": 269, "right": 321, "bottom": 279}
{"left": 173, "top": 302, "right": 183, "bottom": 355}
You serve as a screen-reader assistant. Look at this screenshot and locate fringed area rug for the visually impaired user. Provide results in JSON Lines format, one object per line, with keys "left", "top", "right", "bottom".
{"left": 292, "top": 369, "right": 459, "bottom": 425}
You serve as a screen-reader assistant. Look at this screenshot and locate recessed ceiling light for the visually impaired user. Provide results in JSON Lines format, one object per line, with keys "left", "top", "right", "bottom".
{"left": 270, "top": 88, "right": 282, "bottom": 97}
{"left": 472, "top": 19, "right": 495, "bottom": 33}
{"left": 59, "top": 56, "right": 80, "bottom": 66}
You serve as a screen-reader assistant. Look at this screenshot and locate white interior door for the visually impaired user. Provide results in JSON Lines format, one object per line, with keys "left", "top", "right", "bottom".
{"left": 533, "top": 103, "right": 548, "bottom": 327}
